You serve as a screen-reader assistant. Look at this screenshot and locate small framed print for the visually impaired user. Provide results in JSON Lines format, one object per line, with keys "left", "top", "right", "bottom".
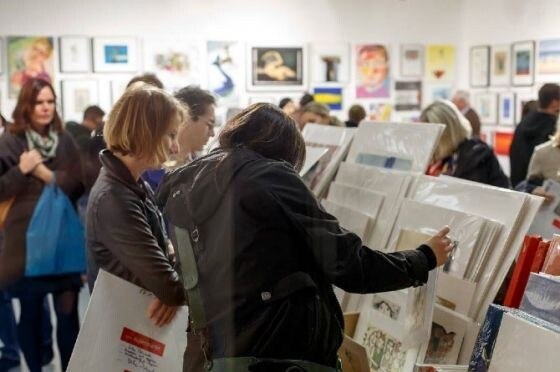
{"left": 473, "top": 92, "right": 498, "bottom": 125}
{"left": 93, "top": 37, "right": 138, "bottom": 73}
{"left": 247, "top": 44, "right": 307, "bottom": 91}
{"left": 490, "top": 45, "right": 511, "bottom": 86}
{"left": 310, "top": 43, "right": 350, "bottom": 84}
{"left": 59, "top": 36, "right": 91, "bottom": 73}
{"left": 61, "top": 80, "right": 99, "bottom": 123}
{"left": 400, "top": 44, "right": 424, "bottom": 78}
{"left": 470, "top": 46, "right": 490, "bottom": 87}
{"left": 512, "top": 41, "right": 535, "bottom": 86}
{"left": 498, "top": 92, "right": 516, "bottom": 126}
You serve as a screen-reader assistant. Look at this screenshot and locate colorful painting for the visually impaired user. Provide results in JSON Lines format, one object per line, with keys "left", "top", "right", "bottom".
{"left": 7, "top": 36, "right": 55, "bottom": 98}
{"left": 93, "top": 37, "right": 138, "bottom": 73}
{"left": 362, "top": 326, "right": 407, "bottom": 371}
{"left": 311, "top": 43, "right": 350, "bottom": 83}
{"left": 313, "top": 87, "right": 343, "bottom": 110}
{"left": 355, "top": 44, "right": 391, "bottom": 98}
{"left": 512, "top": 41, "right": 535, "bottom": 86}
{"left": 368, "top": 102, "right": 393, "bottom": 121}
{"left": 498, "top": 92, "right": 516, "bottom": 126}
{"left": 538, "top": 39, "right": 560, "bottom": 75}
{"left": 104, "top": 45, "right": 128, "bottom": 64}
{"left": 249, "top": 46, "right": 305, "bottom": 90}
{"left": 207, "top": 41, "right": 243, "bottom": 104}
{"left": 494, "top": 131, "right": 514, "bottom": 156}
{"left": 425, "top": 45, "right": 456, "bottom": 83}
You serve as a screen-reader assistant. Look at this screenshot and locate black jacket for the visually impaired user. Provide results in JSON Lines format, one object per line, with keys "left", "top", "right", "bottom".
{"left": 509, "top": 111, "right": 557, "bottom": 187}
{"left": 157, "top": 147, "right": 436, "bottom": 367}
{"left": 453, "top": 139, "right": 510, "bottom": 188}
{"left": 86, "top": 149, "right": 185, "bottom": 306}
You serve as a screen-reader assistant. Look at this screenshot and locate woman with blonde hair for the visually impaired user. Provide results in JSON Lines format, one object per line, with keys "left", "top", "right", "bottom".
{"left": 86, "top": 82, "right": 187, "bottom": 328}
{"left": 421, "top": 100, "right": 509, "bottom": 188}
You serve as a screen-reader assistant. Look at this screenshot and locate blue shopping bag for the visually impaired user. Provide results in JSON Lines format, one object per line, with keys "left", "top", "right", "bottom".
{"left": 25, "top": 181, "right": 86, "bottom": 277}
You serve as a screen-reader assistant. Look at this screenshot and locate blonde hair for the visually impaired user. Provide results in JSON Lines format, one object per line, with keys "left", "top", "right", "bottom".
{"left": 420, "top": 101, "right": 469, "bottom": 160}
{"left": 104, "top": 82, "right": 187, "bottom": 165}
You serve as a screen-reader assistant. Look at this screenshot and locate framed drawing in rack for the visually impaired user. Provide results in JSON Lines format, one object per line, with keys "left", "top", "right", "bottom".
{"left": 93, "top": 37, "right": 138, "bottom": 73}
{"left": 470, "top": 46, "right": 490, "bottom": 87}
{"left": 498, "top": 92, "right": 516, "bottom": 126}
{"left": 59, "top": 36, "right": 91, "bottom": 73}
{"left": 61, "top": 80, "right": 99, "bottom": 123}
{"left": 400, "top": 44, "right": 423, "bottom": 78}
{"left": 247, "top": 44, "right": 306, "bottom": 91}
{"left": 490, "top": 45, "right": 511, "bottom": 86}
{"left": 512, "top": 41, "right": 535, "bottom": 86}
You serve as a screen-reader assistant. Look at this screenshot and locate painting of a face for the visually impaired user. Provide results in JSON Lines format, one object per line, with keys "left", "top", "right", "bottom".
{"left": 358, "top": 46, "right": 388, "bottom": 87}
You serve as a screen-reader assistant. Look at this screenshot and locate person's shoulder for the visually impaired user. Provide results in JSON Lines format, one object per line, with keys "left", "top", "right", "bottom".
{"left": 534, "top": 139, "right": 556, "bottom": 154}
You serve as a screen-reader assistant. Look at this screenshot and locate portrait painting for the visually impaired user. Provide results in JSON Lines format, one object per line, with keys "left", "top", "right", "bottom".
{"left": 8, "top": 36, "right": 55, "bottom": 98}
{"left": 355, "top": 44, "right": 391, "bottom": 98}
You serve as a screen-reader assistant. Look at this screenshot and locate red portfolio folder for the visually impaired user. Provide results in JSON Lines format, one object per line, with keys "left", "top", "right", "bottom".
{"left": 503, "top": 235, "right": 542, "bottom": 308}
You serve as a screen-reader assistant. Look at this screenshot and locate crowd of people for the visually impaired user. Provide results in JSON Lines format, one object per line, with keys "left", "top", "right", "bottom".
{"left": 0, "top": 71, "right": 558, "bottom": 371}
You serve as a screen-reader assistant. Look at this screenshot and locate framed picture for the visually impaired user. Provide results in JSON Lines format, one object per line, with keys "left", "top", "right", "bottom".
{"left": 355, "top": 44, "right": 391, "bottom": 98}
{"left": 93, "top": 37, "right": 138, "bottom": 73}
{"left": 143, "top": 38, "right": 203, "bottom": 91}
{"left": 537, "top": 39, "right": 560, "bottom": 76}
{"left": 395, "top": 81, "right": 422, "bottom": 111}
{"left": 247, "top": 44, "right": 306, "bottom": 91}
{"left": 470, "top": 46, "right": 490, "bottom": 87}
{"left": 512, "top": 41, "right": 535, "bottom": 86}
{"left": 498, "top": 92, "right": 516, "bottom": 126}
{"left": 425, "top": 44, "right": 456, "bottom": 83}
{"left": 59, "top": 36, "right": 91, "bottom": 73}
{"left": 61, "top": 80, "right": 99, "bottom": 123}
{"left": 310, "top": 43, "right": 350, "bottom": 84}
{"left": 473, "top": 92, "right": 498, "bottom": 125}
{"left": 207, "top": 41, "right": 244, "bottom": 105}
{"left": 490, "top": 45, "right": 511, "bottom": 86}
{"left": 313, "top": 87, "right": 343, "bottom": 110}
{"left": 7, "top": 36, "right": 55, "bottom": 98}
{"left": 400, "top": 44, "right": 424, "bottom": 78}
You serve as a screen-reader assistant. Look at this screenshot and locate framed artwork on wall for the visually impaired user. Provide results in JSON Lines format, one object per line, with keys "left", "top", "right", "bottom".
{"left": 473, "top": 92, "right": 498, "bottom": 125}
{"left": 310, "top": 43, "right": 350, "bottom": 84}
{"left": 425, "top": 44, "right": 456, "bottom": 83}
{"left": 7, "top": 36, "right": 55, "bottom": 98}
{"left": 537, "top": 39, "right": 560, "bottom": 76}
{"left": 61, "top": 80, "right": 99, "bottom": 123}
{"left": 59, "top": 36, "right": 91, "bottom": 73}
{"left": 395, "top": 81, "right": 422, "bottom": 111}
{"left": 490, "top": 45, "right": 511, "bottom": 86}
{"left": 512, "top": 41, "right": 535, "bottom": 86}
{"left": 207, "top": 40, "right": 244, "bottom": 105}
{"left": 470, "top": 45, "right": 490, "bottom": 87}
{"left": 498, "top": 92, "right": 516, "bottom": 126}
{"left": 247, "top": 44, "right": 306, "bottom": 91}
{"left": 93, "top": 37, "right": 138, "bottom": 73}
{"left": 313, "top": 87, "right": 343, "bottom": 110}
{"left": 355, "top": 43, "right": 391, "bottom": 98}
{"left": 400, "top": 44, "right": 423, "bottom": 78}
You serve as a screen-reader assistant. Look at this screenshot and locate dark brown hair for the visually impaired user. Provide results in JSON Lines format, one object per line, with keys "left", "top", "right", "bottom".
{"left": 10, "top": 78, "right": 63, "bottom": 135}
{"left": 174, "top": 85, "right": 216, "bottom": 121}
{"left": 126, "top": 73, "right": 164, "bottom": 89}
{"left": 83, "top": 105, "right": 105, "bottom": 121}
{"left": 348, "top": 104, "right": 366, "bottom": 123}
{"left": 219, "top": 103, "right": 306, "bottom": 171}
{"left": 538, "top": 83, "right": 560, "bottom": 109}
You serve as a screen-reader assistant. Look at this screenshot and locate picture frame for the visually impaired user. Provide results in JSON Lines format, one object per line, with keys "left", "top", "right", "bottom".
{"left": 470, "top": 45, "right": 490, "bottom": 87}
{"left": 310, "top": 43, "right": 350, "bottom": 84}
{"left": 498, "top": 92, "right": 516, "bottom": 126}
{"left": 355, "top": 43, "right": 391, "bottom": 98}
{"left": 400, "top": 44, "right": 424, "bottom": 78}
{"left": 59, "top": 36, "right": 91, "bottom": 73}
{"left": 425, "top": 44, "right": 456, "bottom": 83}
{"left": 247, "top": 44, "right": 307, "bottom": 91}
{"left": 473, "top": 92, "right": 498, "bottom": 125}
{"left": 61, "top": 79, "right": 99, "bottom": 123}
{"left": 490, "top": 45, "right": 511, "bottom": 86}
{"left": 537, "top": 39, "right": 560, "bottom": 76}
{"left": 207, "top": 40, "right": 244, "bottom": 105}
{"left": 512, "top": 41, "right": 535, "bottom": 86}
{"left": 93, "top": 37, "right": 138, "bottom": 73}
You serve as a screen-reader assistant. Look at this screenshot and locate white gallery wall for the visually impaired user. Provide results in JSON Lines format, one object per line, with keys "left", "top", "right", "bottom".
{"left": 0, "top": 0, "right": 558, "bottom": 121}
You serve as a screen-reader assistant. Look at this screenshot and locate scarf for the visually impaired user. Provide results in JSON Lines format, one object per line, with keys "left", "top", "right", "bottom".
{"left": 25, "top": 127, "right": 59, "bottom": 159}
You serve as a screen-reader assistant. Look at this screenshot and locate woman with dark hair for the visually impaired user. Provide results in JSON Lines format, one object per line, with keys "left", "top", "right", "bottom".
{"left": 0, "top": 78, "right": 84, "bottom": 371}
{"left": 157, "top": 103, "right": 452, "bottom": 371}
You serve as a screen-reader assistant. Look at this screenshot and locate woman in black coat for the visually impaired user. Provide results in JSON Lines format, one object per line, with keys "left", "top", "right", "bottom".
{"left": 422, "top": 101, "right": 510, "bottom": 188}
{"left": 157, "top": 103, "right": 453, "bottom": 371}
{"left": 0, "top": 79, "right": 84, "bottom": 371}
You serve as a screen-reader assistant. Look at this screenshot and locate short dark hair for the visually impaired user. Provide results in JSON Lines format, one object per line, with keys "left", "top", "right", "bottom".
{"left": 348, "top": 104, "right": 366, "bottom": 123}
{"left": 538, "top": 83, "right": 560, "bottom": 109}
{"left": 278, "top": 97, "right": 293, "bottom": 109}
{"left": 127, "top": 73, "right": 164, "bottom": 89}
{"left": 299, "top": 93, "right": 314, "bottom": 107}
{"left": 174, "top": 85, "right": 216, "bottom": 120}
{"left": 83, "top": 105, "right": 105, "bottom": 121}
{"left": 219, "top": 103, "right": 305, "bottom": 172}
{"left": 521, "top": 100, "right": 539, "bottom": 119}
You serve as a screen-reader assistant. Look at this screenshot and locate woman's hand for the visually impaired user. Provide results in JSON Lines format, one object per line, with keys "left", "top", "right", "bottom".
{"left": 425, "top": 226, "right": 454, "bottom": 267}
{"left": 18, "top": 150, "right": 43, "bottom": 175}
{"left": 532, "top": 186, "right": 555, "bottom": 204}
{"left": 32, "top": 163, "right": 54, "bottom": 184}
{"left": 146, "top": 298, "right": 179, "bottom": 327}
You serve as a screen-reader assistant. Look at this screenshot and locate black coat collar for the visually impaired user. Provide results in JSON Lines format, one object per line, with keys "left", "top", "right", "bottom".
{"left": 99, "top": 149, "right": 146, "bottom": 198}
